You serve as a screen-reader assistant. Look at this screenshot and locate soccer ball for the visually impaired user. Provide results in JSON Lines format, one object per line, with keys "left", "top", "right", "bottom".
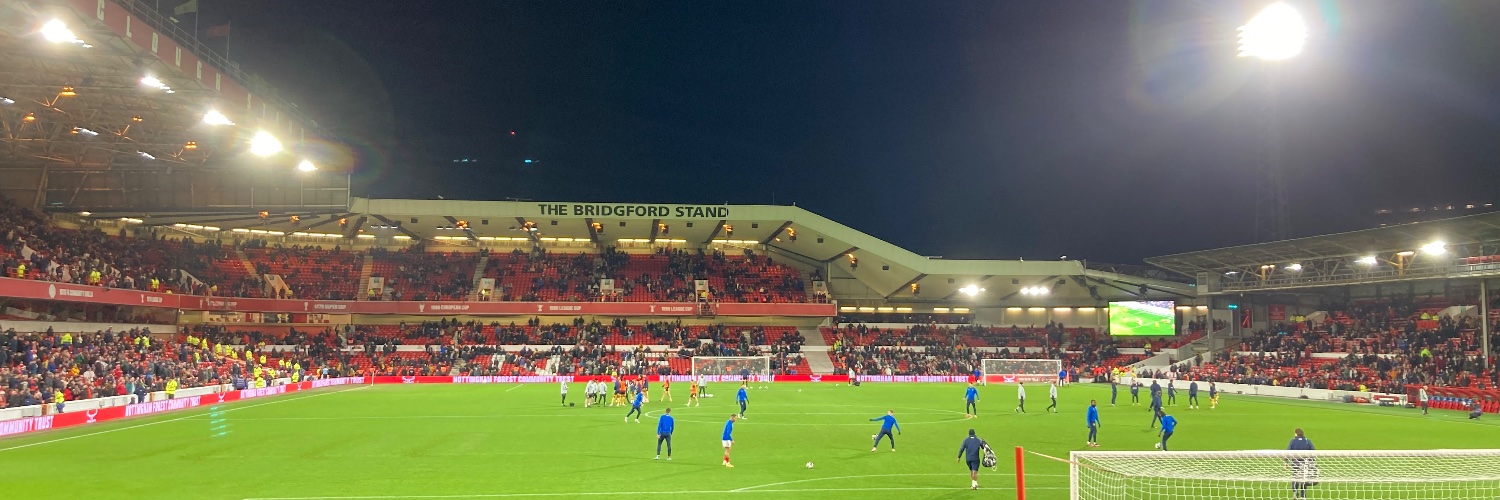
{"left": 806, "top": 462, "right": 815, "bottom": 469}
{"left": 1154, "top": 443, "right": 1163, "bottom": 450}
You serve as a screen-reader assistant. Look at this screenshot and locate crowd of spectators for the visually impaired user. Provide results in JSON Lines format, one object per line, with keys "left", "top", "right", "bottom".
{"left": 0, "top": 325, "right": 323, "bottom": 410}
{"left": 0, "top": 199, "right": 815, "bottom": 304}
{"left": 1154, "top": 299, "right": 1500, "bottom": 393}
{"left": 367, "top": 247, "right": 475, "bottom": 301}
{"left": 826, "top": 321, "right": 1143, "bottom": 379}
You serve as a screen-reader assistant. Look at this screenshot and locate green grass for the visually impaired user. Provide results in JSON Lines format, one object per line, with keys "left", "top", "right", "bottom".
{"left": 1108, "top": 303, "right": 1174, "bottom": 337}
{"left": 1, "top": 382, "right": 1495, "bottom": 499}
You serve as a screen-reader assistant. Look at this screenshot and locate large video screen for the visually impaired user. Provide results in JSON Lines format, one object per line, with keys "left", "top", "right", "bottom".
{"left": 1109, "top": 301, "right": 1177, "bottom": 337}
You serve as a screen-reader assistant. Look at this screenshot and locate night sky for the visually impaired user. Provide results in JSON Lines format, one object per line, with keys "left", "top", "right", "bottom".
{"left": 192, "top": 1, "right": 1500, "bottom": 263}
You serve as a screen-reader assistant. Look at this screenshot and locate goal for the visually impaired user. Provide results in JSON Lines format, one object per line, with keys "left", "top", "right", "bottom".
{"left": 691, "top": 356, "right": 773, "bottom": 383}
{"left": 981, "top": 358, "right": 1061, "bottom": 385}
{"left": 1069, "top": 449, "right": 1500, "bottom": 500}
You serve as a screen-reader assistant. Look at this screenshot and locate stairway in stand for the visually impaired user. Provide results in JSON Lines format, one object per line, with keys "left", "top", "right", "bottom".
{"left": 468, "top": 255, "right": 489, "bottom": 300}
{"left": 356, "top": 254, "right": 375, "bottom": 301}
{"left": 799, "top": 327, "right": 838, "bottom": 374}
{"left": 234, "top": 249, "right": 257, "bottom": 276}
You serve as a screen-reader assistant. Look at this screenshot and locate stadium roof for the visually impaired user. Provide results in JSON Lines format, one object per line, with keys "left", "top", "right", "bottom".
{"left": 92, "top": 197, "right": 1198, "bottom": 305}
{"left": 1147, "top": 212, "right": 1500, "bottom": 276}
{"left": 0, "top": 0, "right": 345, "bottom": 174}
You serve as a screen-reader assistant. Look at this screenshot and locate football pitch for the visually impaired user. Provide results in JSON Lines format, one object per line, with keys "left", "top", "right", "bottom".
{"left": 1108, "top": 304, "right": 1174, "bottom": 337}
{"left": 2, "top": 382, "right": 1494, "bottom": 499}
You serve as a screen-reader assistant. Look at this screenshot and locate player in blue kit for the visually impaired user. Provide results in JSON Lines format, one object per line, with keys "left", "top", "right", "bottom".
{"left": 1130, "top": 381, "right": 1141, "bottom": 405}
{"left": 655, "top": 407, "right": 674, "bottom": 460}
{"left": 736, "top": 382, "right": 749, "bottom": 419}
{"left": 1085, "top": 399, "right": 1101, "bottom": 447}
{"left": 625, "top": 390, "right": 644, "bottom": 423}
{"left": 1157, "top": 410, "right": 1177, "bottom": 451}
{"left": 1188, "top": 380, "right": 1200, "bottom": 409}
{"left": 870, "top": 409, "right": 901, "bottom": 452}
{"left": 965, "top": 383, "right": 980, "bottom": 418}
{"left": 721, "top": 414, "right": 738, "bottom": 467}
{"left": 1166, "top": 381, "right": 1177, "bottom": 406}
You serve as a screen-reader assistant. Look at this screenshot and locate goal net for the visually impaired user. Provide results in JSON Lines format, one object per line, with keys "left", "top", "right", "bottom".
{"left": 1069, "top": 449, "right": 1500, "bottom": 500}
{"left": 982, "top": 358, "right": 1061, "bottom": 384}
{"left": 691, "top": 356, "right": 773, "bottom": 383}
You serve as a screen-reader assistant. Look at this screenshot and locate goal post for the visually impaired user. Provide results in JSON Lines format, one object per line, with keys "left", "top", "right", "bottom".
{"left": 691, "top": 356, "right": 773, "bottom": 383}
{"left": 982, "top": 358, "right": 1061, "bottom": 385}
{"left": 1068, "top": 449, "right": 1500, "bottom": 500}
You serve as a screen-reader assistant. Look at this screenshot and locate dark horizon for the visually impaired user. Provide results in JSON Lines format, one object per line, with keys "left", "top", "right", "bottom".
{"left": 194, "top": 0, "right": 1500, "bottom": 262}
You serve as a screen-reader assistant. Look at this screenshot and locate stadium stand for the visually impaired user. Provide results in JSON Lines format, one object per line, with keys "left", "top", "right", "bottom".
{"left": 0, "top": 200, "right": 814, "bottom": 303}
{"left": 368, "top": 248, "right": 476, "bottom": 301}
{"left": 244, "top": 246, "right": 363, "bottom": 300}
{"left": 1152, "top": 298, "right": 1499, "bottom": 396}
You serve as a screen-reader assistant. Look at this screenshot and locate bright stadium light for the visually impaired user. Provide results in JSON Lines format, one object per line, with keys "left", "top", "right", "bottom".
{"left": 1356, "top": 256, "right": 1378, "bottom": 266}
{"left": 249, "top": 131, "right": 282, "bottom": 156}
{"left": 40, "top": 20, "right": 84, "bottom": 45}
{"left": 0, "top": 97, "right": 13, "bottom": 105}
{"left": 296, "top": 159, "right": 317, "bottom": 172}
{"left": 202, "top": 110, "right": 234, "bottom": 126}
{"left": 1421, "top": 241, "right": 1447, "bottom": 256}
{"left": 959, "top": 284, "right": 983, "bottom": 297}
{"left": 1286, "top": 263, "right": 1303, "bottom": 272}
{"left": 1238, "top": 3, "right": 1307, "bottom": 61}
{"left": 137, "top": 151, "right": 155, "bottom": 160}
{"left": 140, "top": 76, "right": 172, "bottom": 92}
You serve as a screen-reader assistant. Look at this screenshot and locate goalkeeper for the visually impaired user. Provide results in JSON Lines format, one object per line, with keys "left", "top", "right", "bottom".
{"left": 1287, "top": 428, "right": 1318, "bottom": 498}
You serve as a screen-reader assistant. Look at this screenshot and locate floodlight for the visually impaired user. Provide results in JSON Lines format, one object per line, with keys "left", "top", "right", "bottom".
{"left": 1420, "top": 241, "right": 1446, "bottom": 256}
{"left": 0, "top": 97, "right": 13, "bottom": 105}
{"left": 296, "top": 159, "right": 317, "bottom": 172}
{"left": 1238, "top": 3, "right": 1307, "bottom": 61}
{"left": 41, "top": 20, "right": 82, "bottom": 44}
{"left": 202, "top": 110, "right": 234, "bottom": 126}
{"left": 137, "top": 151, "right": 155, "bottom": 160}
{"left": 249, "top": 131, "right": 282, "bottom": 156}
{"left": 959, "top": 285, "right": 981, "bottom": 297}
{"left": 73, "top": 127, "right": 98, "bottom": 137}
{"left": 141, "top": 76, "right": 172, "bottom": 91}
{"left": 1286, "top": 263, "right": 1303, "bottom": 272}
{"left": 1355, "top": 256, "right": 1378, "bottom": 265}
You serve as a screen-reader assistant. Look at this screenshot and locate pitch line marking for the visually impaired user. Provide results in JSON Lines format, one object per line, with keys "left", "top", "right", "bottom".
{"left": 0, "top": 385, "right": 371, "bottom": 453}
{"left": 243, "top": 485, "right": 1067, "bottom": 499}
{"left": 736, "top": 473, "right": 1067, "bottom": 491}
